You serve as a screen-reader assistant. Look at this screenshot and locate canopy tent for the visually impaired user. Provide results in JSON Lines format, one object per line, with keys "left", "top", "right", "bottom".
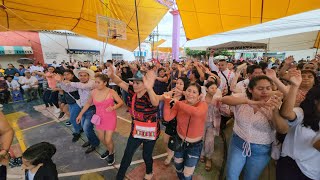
{"left": 153, "top": 39, "right": 167, "bottom": 47}
{"left": 156, "top": 39, "right": 184, "bottom": 52}
{"left": 176, "top": 0, "right": 320, "bottom": 40}
{"left": 208, "top": 41, "right": 267, "bottom": 51}
{"left": 254, "top": 31, "right": 320, "bottom": 52}
{"left": 184, "top": 9, "right": 320, "bottom": 51}
{"left": 0, "top": 0, "right": 167, "bottom": 51}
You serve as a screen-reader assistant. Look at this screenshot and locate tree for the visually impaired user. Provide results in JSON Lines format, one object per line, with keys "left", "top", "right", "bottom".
{"left": 185, "top": 48, "right": 233, "bottom": 58}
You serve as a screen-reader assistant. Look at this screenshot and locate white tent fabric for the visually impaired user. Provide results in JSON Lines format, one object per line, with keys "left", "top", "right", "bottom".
{"left": 184, "top": 9, "right": 320, "bottom": 51}
{"left": 254, "top": 31, "right": 319, "bottom": 51}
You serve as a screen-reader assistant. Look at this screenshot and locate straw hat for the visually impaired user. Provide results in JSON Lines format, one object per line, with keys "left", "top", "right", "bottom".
{"left": 73, "top": 68, "right": 95, "bottom": 79}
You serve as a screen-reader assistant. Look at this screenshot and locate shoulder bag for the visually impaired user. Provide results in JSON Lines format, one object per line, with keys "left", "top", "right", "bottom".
{"left": 168, "top": 116, "right": 191, "bottom": 152}
{"left": 131, "top": 93, "right": 159, "bottom": 140}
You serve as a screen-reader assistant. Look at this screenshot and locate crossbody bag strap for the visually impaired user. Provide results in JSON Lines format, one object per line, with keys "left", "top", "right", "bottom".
{"left": 66, "top": 91, "right": 77, "bottom": 101}
{"left": 131, "top": 93, "right": 137, "bottom": 119}
{"left": 220, "top": 71, "right": 230, "bottom": 87}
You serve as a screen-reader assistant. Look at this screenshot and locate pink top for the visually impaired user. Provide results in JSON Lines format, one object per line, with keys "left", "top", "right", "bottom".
{"left": 92, "top": 89, "right": 117, "bottom": 131}
{"left": 231, "top": 93, "right": 274, "bottom": 145}
{"left": 46, "top": 72, "right": 57, "bottom": 89}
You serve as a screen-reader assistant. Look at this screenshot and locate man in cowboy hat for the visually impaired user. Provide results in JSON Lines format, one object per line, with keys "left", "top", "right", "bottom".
{"left": 64, "top": 68, "right": 100, "bottom": 154}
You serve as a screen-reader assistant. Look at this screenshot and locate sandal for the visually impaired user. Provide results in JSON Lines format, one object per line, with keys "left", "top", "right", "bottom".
{"left": 143, "top": 173, "right": 153, "bottom": 180}
{"left": 205, "top": 159, "right": 212, "bottom": 172}
{"left": 200, "top": 156, "right": 205, "bottom": 163}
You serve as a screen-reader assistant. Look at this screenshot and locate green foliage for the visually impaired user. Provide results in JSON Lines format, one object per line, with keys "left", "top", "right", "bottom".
{"left": 185, "top": 48, "right": 233, "bottom": 58}
{"left": 185, "top": 48, "right": 206, "bottom": 58}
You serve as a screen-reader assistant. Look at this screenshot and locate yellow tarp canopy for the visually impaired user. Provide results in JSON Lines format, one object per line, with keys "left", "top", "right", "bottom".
{"left": 156, "top": 47, "right": 183, "bottom": 53}
{"left": 176, "top": 0, "right": 320, "bottom": 40}
{"left": 0, "top": 0, "right": 167, "bottom": 51}
{"left": 314, "top": 31, "right": 320, "bottom": 48}
{"left": 153, "top": 39, "right": 166, "bottom": 47}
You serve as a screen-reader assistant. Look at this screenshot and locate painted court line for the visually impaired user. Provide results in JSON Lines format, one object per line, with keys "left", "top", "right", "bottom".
{"left": 8, "top": 109, "right": 151, "bottom": 178}
{"left": 8, "top": 153, "right": 168, "bottom": 178}
{"left": 21, "top": 120, "right": 56, "bottom": 132}
{"left": 117, "top": 116, "right": 131, "bottom": 123}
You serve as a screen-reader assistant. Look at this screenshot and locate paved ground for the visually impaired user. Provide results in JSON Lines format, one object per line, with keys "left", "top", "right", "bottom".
{"left": 2, "top": 99, "right": 275, "bottom": 180}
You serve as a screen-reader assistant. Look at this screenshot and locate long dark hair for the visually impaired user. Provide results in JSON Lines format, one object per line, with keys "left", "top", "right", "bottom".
{"left": 246, "top": 76, "right": 273, "bottom": 99}
{"left": 64, "top": 69, "right": 79, "bottom": 82}
{"left": 22, "top": 142, "right": 56, "bottom": 165}
{"left": 300, "top": 86, "right": 320, "bottom": 132}
{"left": 175, "top": 77, "right": 189, "bottom": 101}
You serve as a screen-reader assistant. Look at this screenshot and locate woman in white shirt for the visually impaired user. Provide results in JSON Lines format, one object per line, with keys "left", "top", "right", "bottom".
{"left": 220, "top": 76, "right": 287, "bottom": 180}
{"left": 279, "top": 70, "right": 320, "bottom": 180}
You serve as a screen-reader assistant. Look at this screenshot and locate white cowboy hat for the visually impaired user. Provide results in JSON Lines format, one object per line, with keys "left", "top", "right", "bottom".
{"left": 73, "top": 68, "right": 95, "bottom": 79}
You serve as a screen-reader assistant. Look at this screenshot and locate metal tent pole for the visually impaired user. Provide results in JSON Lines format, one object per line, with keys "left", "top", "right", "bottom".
{"left": 134, "top": 0, "right": 142, "bottom": 63}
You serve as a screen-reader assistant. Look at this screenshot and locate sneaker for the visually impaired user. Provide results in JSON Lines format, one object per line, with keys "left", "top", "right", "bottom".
{"left": 72, "top": 133, "right": 81, "bottom": 142}
{"left": 100, "top": 150, "right": 109, "bottom": 160}
{"left": 65, "top": 121, "right": 72, "bottom": 126}
{"left": 85, "top": 146, "right": 96, "bottom": 154}
{"left": 107, "top": 153, "right": 115, "bottom": 165}
{"left": 58, "top": 112, "right": 65, "bottom": 119}
{"left": 82, "top": 141, "right": 90, "bottom": 148}
{"left": 54, "top": 107, "right": 61, "bottom": 114}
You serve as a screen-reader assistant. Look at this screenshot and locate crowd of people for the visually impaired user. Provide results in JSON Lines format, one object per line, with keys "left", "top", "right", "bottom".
{"left": 0, "top": 52, "right": 320, "bottom": 180}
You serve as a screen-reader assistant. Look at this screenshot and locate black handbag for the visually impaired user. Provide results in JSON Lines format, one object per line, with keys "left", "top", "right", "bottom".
{"left": 168, "top": 116, "right": 191, "bottom": 152}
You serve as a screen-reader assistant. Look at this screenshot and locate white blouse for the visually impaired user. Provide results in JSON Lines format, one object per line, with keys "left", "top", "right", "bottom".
{"left": 281, "top": 107, "right": 320, "bottom": 180}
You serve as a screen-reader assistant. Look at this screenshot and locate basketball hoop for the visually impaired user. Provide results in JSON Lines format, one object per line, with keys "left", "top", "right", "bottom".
{"left": 112, "top": 34, "right": 122, "bottom": 39}
{"left": 96, "top": 15, "right": 126, "bottom": 40}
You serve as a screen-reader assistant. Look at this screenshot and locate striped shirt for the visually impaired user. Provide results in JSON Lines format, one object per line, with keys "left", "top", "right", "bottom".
{"left": 127, "top": 85, "right": 158, "bottom": 122}
{"left": 127, "top": 85, "right": 159, "bottom": 135}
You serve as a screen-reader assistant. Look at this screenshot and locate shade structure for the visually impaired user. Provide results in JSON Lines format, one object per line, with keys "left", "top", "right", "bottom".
{"left": 0, "top": 46, "right": 33, "bottom": 55}
{"left": 184, "top": 9, "right": 320, "bottom": 51}
{"left": 176, "top": 0, "right": 320, "bottom": 40}
{"left": 315, "top": 31, "right": 320, "bottom": 48}
{"left": 0, "top": 0, "right": 167, "bottom": 51}
{"left": 208, "top": 41, "right": 267, "bottom": 51}
{"left": 156, "top": 47, "right": 183, "bottom": 53}
{"left": 153, "top": 39, "right": 166, "bottom": 47}
{"left": 254, "top": 31, "right": 320, "bottom": 51}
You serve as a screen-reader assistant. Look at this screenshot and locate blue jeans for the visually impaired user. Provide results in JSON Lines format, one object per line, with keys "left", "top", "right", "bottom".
{"left": 116, "top": 135, "right": 157, "bottom": 180}
{"left": 81, "top": 107, "right": 99, "bottom": 147}
{"left": 226, "top": 133, "right": 271, "bottom": 180}
{"left": 68, "top": 103, "right": 82, "bottom": 134}
{"left": 157, "top": 100, "right": 164, "bottom": 120}
{"left": 120, "top": 88, "right": 128, "bottom": 105}
{"left": 174, "top": 141, "right": 203, "bottom": 180}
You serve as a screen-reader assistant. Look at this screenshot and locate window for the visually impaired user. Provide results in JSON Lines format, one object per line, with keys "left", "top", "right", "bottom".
{"left": 112, "top": 54, "right": 123, "bottom": 60}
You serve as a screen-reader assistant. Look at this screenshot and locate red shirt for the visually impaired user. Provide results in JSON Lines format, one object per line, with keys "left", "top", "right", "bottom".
{"left": 164, "top": 99, "right": 208, "bottom": 139}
